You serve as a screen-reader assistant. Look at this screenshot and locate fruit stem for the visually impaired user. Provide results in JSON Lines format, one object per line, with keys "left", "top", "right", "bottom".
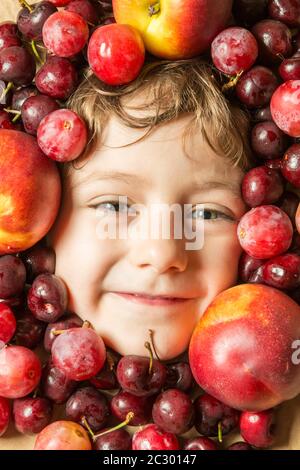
{"left": 82, "top": 320, "right": 92, "bottom": 329}
{"left": 0, "top": 82, "right": 13, "bottom": 102}
{"left": 149, "top": 329, "right": 161, "bottom": 362}
{"left": 30, "top": 40, "right": 43, "bottom": 65}
{"left": 144, "top": 341, "right": 153, "bottom": 375}
{"left": 18, "top": 0, "right": 33, "bottom": 12}
{"left": 81, "top": 416, "right": 95, "bottom": 440}
{"left": 3, "top": 108, "right": 22, "bottom": 122}
{"left": 218, "top": 421, "right": 223, "bottom": 443}
{"left": 107, "top": 351, "right": 116, "bottom": 371}
{"left": 222, "top": 70, "right": 244, "bottom": 93}
{"left": 148, "top": 2, "right": 160, "bottom": 16}
{"left": 52, "top": 329, "right": 66, "bottom": 336}
{"left": 90, "top": 412, "right": 135, "bottom": 441}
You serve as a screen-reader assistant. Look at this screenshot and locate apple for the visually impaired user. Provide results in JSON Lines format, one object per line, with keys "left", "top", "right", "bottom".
{"left": 189, "top": 283, "right": 300, "bottom": 411}
{"left": 112, "top": 0, "right": 233, "bottom": 60}
{"left": 0, "top": 130, "right": 61, "bottom": 255}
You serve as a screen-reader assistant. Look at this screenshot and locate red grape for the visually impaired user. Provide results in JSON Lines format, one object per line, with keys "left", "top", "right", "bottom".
{"left": 238, "top": 205, "right": 293, "bottom": 259}
{"left": 236, "top": 66, "right": 278, "bottom": 108}
{"left": 0, "top": 345, "right": 41, "bottom": 399}
{"left": 87, "top": 24, "right": 145, "bottom": 86}
{"left": 41, "top": 359, "right": 77, "bottom": 404}
{"left": 211, "top": 27, "right": 258, "bottom": 76}
{"left": 253, "top": 105, "right": 272, "bottom": 122}
{"left": 281, "top": 144, "right": 300, "bottom": 187}
{"left": 21, "top": 94, "right": 59, "bottom": 136}
{"left": 17, "top": 1, "right": 57, "bottom": 41}
{"left": 20, "top": 244, "right": 56, "bottom": 284}
{"left": 12, "top": 86, "right": 38, "bottom": 111}
{"left": 269, "top": 0, "right": 300, "bottom": 27}
{"left": 14, "top": 308, "right": 46, "bottom": 349}
{"left": 37, "top": 108, "right": 88, "bottom": 162}
{"left": 0, "top": 303, "right": 16, "bottom": 344}
{"left": 34, "top": 420, "right": 92, "bottom": 450}
{"left": 132, "top": 424, "right": 180, "bottom": 450}
{"left": 51, "top": 326, "right": 106, "bottom": 381}
{"left": 42, "top": 10, "right": 89, "bottom": 57}
{"left": 0, "top": 396, "right": 10, "bottom": 437}
{"left": 252, "top": 19, "right": 292, "bottom": 64}
{"left": 271, "top": 80, "right": 300, "bottom": 137}
{"left": 13, "top": 397, "right": 53, "bottom": 434}
{"left": 35, "top": 56, "right": 78, "bottom": 100}
{"left": 238, "top": 252, "right": 265, "bottom": 282}
{"left": 242, "top": 166, "right": 284, "bottom": 207}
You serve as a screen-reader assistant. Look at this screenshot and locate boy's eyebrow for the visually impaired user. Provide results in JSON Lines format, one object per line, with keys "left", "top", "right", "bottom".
{"left": 71, "top": 170, "right": 241, "bottom": 197}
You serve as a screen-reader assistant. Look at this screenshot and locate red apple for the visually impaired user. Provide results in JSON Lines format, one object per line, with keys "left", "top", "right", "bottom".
{"left": 189, "top": 283, "right": 300, "bottom": 411}
{"left": 0, "top": 130, "right": 61, "bottom": 255}
{"left": 112, "top": 0, "right": 233, "bottom": 60}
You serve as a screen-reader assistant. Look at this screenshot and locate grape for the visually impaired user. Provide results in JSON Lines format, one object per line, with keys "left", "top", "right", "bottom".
{"left": 12, "top": 86, "right": 38, "bottom": 111}
{"left": 21, "top": 94, "right": 59, "bottom": 135}
{"left": 271, "top": 80, "right": 300, "bottom": 137}
{"left": 0, "top": 303, "right": 16, "bottom": 344}
{"left": 253, "top": 105, "right": 272, "bottom": 122}
{"left": 41, "top": 359, "right": 77, "bottom": 404}
{"left": 279, "top": 53, "right": 300, "bottom": 81}
{"left": 65, "top": 0, "right": 99, "bottom": 24}
{"left": 14, "top": 308, "right": 46, "bottom": 349}
{"left": 281, "top": 144, "right": 300, "bottom": 187}
{"left": 0, "top": 46, "right": 36, "bottom": 86}
{"left": 13, "top": 397, "right": 53, "bottom": 434}
{"left": 241, "top": 166, "right": 284, "bottom": 207}
{"left": 227, "top": 441, "right": 253, "bottom": 450}
{"left": 44, "top": 314, "right": 83, "bottom": 352}
{"left": 35, "top": 56, "right": 78, "bottom": 100}
{"left": 252, "top": 19, "right": 292, "bottom": 65}
{"left": 238, "top": 252, "right": 265, "bottom": 282}
{"left": 261, "top": 253, "right": 300, "bottom": 290}
{"left": 269, "top": 0, "right": 300, "bottom": 27}
{"left": 236, "top": 66, "right": 278, "bottom": 108}
{"left": 20, "top": 244, "right": 56, "bottom": 284}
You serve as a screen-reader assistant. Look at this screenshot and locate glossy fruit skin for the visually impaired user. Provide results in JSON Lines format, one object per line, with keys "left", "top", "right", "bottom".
{"left": 35, "top": 56, "right": 78, "bottom": 100}
{"left": 252, "top": 19, "right": 292, "bottom": 65}
{"left": 279, "top": 53, "right": 300, "bottom": 81}
{"left": 281, "top": 144, "right": 300, "bottom": 187}
{"left": 0, "top": 130, "right": 61, "bottom": 255}
{"left": 12, "top": 86, "right": 38, "bottom": 112}
{"left": 113, "top": 0, "right": 233, "bottom": 60}
{"left": 271, "top": 80, "right": 300, "bottom": 137}
{"left": 251, "top": 121, "right": 289, "bottom": 160}
{"left": 0, "top": 345, "right": 41, "bottom": 399}
{"left": 17, "top": 1, "right": 58, "bottom": 40}
{"left": 241, "top": 166, "right": 284, "bottom": 207}
{"left": 227, "top": 441, "right": 253, "bottom": 450}
{"left": 183, "top": 437, "right": 218, "bottom": 450}
{"left": 0, "top": 46, "right": 36, "bottom": 86}
{"left": 165, "top": 362, "right": 194, "bottom": 392}
{"left": 13, "top": 397, "right": 53, "bottom": 434}
{"left": 14, "top": 309, "right": 46, "bottom": 349}
{"left": 44, "top": 314, "right": 83, "bottom": 352}
{"left": 41, "top": 360, "right": 77, "bottom": 404}
{"left": 268, "top": 0, "right": 300, "bottom": 27}
{"left": 65, "top": 0, "right": 99, "bottom": 24}
{"left": 0, "top": 396, "right": 10, "bottom": 437}
{"left": 34, "top": 421, "right": 92, "bottom": 450}
{"left": 111, "top": 390, "right": 154, "bottom": 426}
{"left": 66, "top": 386, "right": 110, "bottom": 432}
{"left": 52, "top": 327, "right": 106, "bottom": 381}
{"left": 87, "top": 24, "right": 145, "bottom": 86}
{"left": 238, "top": 252, "right": 265, "bottom": 282}
{"left": 211, "top": 27, "right": 258, "bottom": 76}
{"left": 20, "top": 244, "right": 56, "bottom": 284}
{"left": 42, "top": 10, "right": 89, "bottom": 57}
{"left": 240, "top": 410, "right": 275, "bottom": 448}
{"left": 37, "top": 109, "right": 87, "bottom": 162}
{"left": 236, "top": 66, "right": 278, "bottom": 108}
{"left": 0, "top": 22, "right": 21, "bottom": 52}
{"left": 0, "top": 255, "right": 26, "bottom": 298}
{"left": 189, "top": 284, "right": 300, "bottom": 411}
{"left": 21, "top": 94, "right": 59, "bottom": 136}
{"left": 0, "top": 303, "right": 16, "bottom": 343}
{"left": 94, "top": 428, "right": 132, "bottom": 450}
{"left": 261, "top": 253, "right": 300, "bottom": 290}
{"left": 132, "top": 424, "right": 180, "bottom": 451}
{"left": 194, "top": 393, "right": 239, "bottom": 437}
{"left": 152, "top": 388, "right": 194, "bottom": 434}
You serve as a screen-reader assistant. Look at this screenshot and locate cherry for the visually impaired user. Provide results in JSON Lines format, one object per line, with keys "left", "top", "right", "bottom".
{"left": 268, "top": 0, "right": 300, "bottom": 27}
{"left": 20, "top": 244, "right": 56, "bottom": 284}
{"left": 132, "top": 424, "right": 180, "bottom": 450}
{"left": 165, "top": 362, "right": 194, "bottom": 392}
{"left": 152, "top": 388, "right": 195, "bottom": 435}
{"left": 90, "top": 350, "right": 120, "bottom": 390}
{"left": 37, "top": 108, "right": 88, "bottom": 162}
{"left": 194, "top": 393, "right": 239, "bottom": 438}
{"left": 41, "top": 359, "right": 77, "bottom": 404}
{"left": 0, "top": 46, "right": 36, "bottom": 86}
{"left": 227, "top": 441, "right": 253, "bottom": 450}
{"left": 51, "top": 326, "right": 106, "bottom": 381}
{"left": 278, "top": 191, "right": 300, "bottom": 223}
{"left": 232, "top": 0, "right": 268, "bottom": 27}
{"left": 279, "top": 53, "right": 300, "bottom": 81}
{"left": 240, "top": 409, "right": 276, "bottom": 449}
{"left": 12, "top": 86, "right": 38, "bottom": 111}
{"left": 94, "top": 428, "right": 132, "bottom": 450}
{"left": 211, "top": 27, "right": 258, "bottom": 76}
{"left": 44, "top": 314, "right": 83, "bottom": 352}
{"left": 0, "top": 255, "right": 26, "bottom": 299}
{"left": 66, "top": 386, "right": 109, "bottom": 432}
{"left": 236, "top": 66, "right": 278, "bottom": 108}
{"left": 65, "top": 0, "right": 99, "bottom": 24}
{"left": 14, "top": 308, "right": 46, "bottom": 349}
{"left": 281, "top": 144, "right": 300, "bottom": 187}
{"left": 48, "top": 0, "right": 73, "bottom": 5}
{"left": 183, "top": 437, "right": 218, "bottom": 450}
{"left": 252, "top": 19, "right": 292, "bottom": 65}
{"left": 0, "top": 22, "right": 21, "bottom": 52}
{"left": 253, "top": 105, "right": 272, "bottom": 122}
{"left": 0, "top": 110, "right": 14, "bottom": 129}
{"left": 42, "top": 10, "right": 89, "bottom": 57}
{"left": 0, "top": 345, "right": 41, "bottom": 399}
{"left": 0, "top": 303, "right": 16, "bottom": 344}
{"left": 0, "top": 396, "right": 10, "bottom": 437}
{"left": 21, "top": 94, "right": 59, "bottom": 135}
{"left": 97, "top": 0, "right": 113, "bottom": 15}
{"left": 111, "top": 391, "right": 154, "bottom": 426}
{"left": 17, "top": 1, "right": 57, "bottom": 40}
{"left": 242, "top": 166, "right": 284, "bottom": 207}
{"left": 238, "top": 252, "right": 265, "bottom": 282}
{"left": 265, "top": 158, "right": 283, "bottom": 170}
{"left": 34, "top": 420, "right": 92, "bottom": 450}
{"left": 13, "top": 397, "right": 52, "bottom": 434}
{"left": 116, "top": 354, "right": 167, "bottom": 397}
{"left": 251, "top": 121, "right": 289, "bottom": 160}
{"left": 35, "top": 56, "right": 78, "bottom": 100}
{"left": 238, "top": 205, "right": 293, "bottom": 259}
{"left": 261, "top": 253, "right": 300, "bottom": 290}
{"left": 27, "top": 273, "right": 68, "bottom": 323}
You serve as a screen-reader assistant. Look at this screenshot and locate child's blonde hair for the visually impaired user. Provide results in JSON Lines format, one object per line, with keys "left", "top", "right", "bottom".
{"left": 63, "top": 57, "right": 256, "bottom": 175}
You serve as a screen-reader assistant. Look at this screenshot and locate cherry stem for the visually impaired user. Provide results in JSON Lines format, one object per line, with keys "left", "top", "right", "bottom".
{"left": 148, "top": 2, "right": 160, "bottom": 16}
{"left": 3, "top": 108, "right": 22, "bottom": 122}
{"left": 144, "top": 341, "right": 153, "bottom": 375}
{"left": 0, "top": 82, "right": 13, "bottom": 102}
{"left": 222, "top": 70, "right": 244, "bottom": 92}
{"left": 18, "top": 0, "right": 33, "bottom": 12}
{"left": 30, "top": 40, "right": 43, "bottom": 65}
{"left": 218, "top": 421, "right": 223, "bottom": 443}
{"left": 149, "top": 329, "right": 161, "bottom": 362}
{"left": 83, "top": 412, "right": 135, "bottom": 442}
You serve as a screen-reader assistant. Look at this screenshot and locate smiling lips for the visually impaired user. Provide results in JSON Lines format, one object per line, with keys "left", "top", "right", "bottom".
{"left": 112, "top": 291, "right": 194, "bottom": 306}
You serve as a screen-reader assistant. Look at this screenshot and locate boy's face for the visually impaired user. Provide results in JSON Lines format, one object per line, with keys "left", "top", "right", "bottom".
{"left": 47, "top": 113, "right": 247, "bottom": 360}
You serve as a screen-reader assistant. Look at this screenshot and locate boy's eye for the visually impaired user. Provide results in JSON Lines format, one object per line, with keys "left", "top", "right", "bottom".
{"left": 191, "top": 208, "right": 234, "bottom": 222}
{"left": 91, "top": 201, "right": 134, "bottom": 214}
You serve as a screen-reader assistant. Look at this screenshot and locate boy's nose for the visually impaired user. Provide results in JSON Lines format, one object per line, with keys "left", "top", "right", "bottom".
{"left": 128, "top": 238, "right": 188, "bottom": 274}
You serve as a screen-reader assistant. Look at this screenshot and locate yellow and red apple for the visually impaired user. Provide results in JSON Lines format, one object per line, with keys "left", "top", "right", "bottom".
{"left": 112, "top": 0, "right": 233, "bottom": 60}
{"left": 189, "top": 283, "right": 300, "bottom": 411}
{"left": 0, "top": 130, "right": 61, "bottom": 255}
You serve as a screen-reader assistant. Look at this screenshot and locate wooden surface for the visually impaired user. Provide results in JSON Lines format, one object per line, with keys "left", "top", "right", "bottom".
{"left": 1, "top": 0, "right": 300, "bottom": 451}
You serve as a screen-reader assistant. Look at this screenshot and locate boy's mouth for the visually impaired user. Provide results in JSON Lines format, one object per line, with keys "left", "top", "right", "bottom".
{"left": 111, "top": 291, "right": 195, "bottom": 306}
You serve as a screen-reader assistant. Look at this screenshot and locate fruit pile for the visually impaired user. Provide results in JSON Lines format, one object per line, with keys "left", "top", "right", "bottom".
{"left": 2, "top": 0, "right": 300, "bottom": 451}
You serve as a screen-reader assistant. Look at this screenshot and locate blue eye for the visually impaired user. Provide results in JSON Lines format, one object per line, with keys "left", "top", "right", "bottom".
{"left": 191, "top": 208, "right": 234, "bottom": 221}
